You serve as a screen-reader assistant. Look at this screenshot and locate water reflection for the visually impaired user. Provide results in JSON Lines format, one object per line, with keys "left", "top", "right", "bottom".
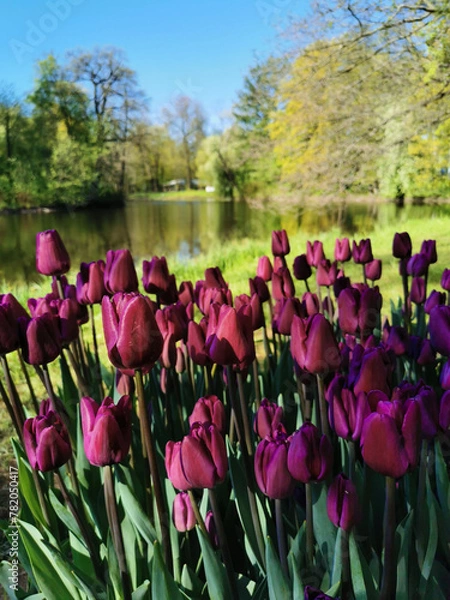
{"left": 1, "top": 199, "right": 450, "bottom": 284}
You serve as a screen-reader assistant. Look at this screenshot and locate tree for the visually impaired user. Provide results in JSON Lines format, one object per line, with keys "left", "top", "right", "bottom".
{"left": 163, "top": 95, "right": 206, "bottom": 188}
{"left": 0, "top": 85, "right": 23, "bottom": 203}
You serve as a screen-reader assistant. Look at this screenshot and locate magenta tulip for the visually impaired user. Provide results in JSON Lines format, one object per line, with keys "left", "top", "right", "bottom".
{"left": 364, "top": 259, "right": 382, "bottom": 282}
{"left": 104, "top": 249, "right": 139, "bottom": 294}
{"left": 272, "top": 229, "right": 290, "bottom": 257}
{"left": 76, "top": 260, "right": 106, "bottom": 305}
{"left": 253, "top": 398, "right": 284, "bottom": 439}
{"left": 189, "top": 395, "right": 227, "bottom": 436}
{"left": 335, "top": 238, "right": 351, "bottom": 262}
{"left": 172, "top": 492, "right": 196, "bottom": 532}
{"left": 290, "top": 314, "right": 341, "bottom": 375}
{"left": 327, "top": 473, "right": 360, "bottom": 532}
{"left": 36, "top": 229, "right": 70, "bottom": 276}
{"left": 287, "top": 422, "right": 333, "bottom": 483}
{"left": 23, "top": 402, "right": 71, "bottom": 471}
{"left": 352, "top": 239, "right": 373, "bottom": 264}
{"left": 142, "top": 256, "right": 177, "bottom": 304}
{"left": 256, "top": 255, "right": 273, "bottom": 281}
{"left": 19, "top": 314, "right": 61, "bottom": 365}
{"left": 254, "top": 431, "right": 295, "bottom": 499}
{"left": 429, "top": 305, "right": 450, "bottom": 356}
{"left": 306, "top": 240, "right": 324, "bottom": 267}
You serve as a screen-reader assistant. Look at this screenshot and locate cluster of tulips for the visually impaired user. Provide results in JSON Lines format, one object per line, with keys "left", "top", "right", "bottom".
{"left": 1, "top": 227, "right": 450, "bottom": 600}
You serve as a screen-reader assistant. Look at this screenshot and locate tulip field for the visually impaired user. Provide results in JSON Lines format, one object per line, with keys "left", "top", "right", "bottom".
{"left": 1, "top": 227, "right": 450, "bottom": 599}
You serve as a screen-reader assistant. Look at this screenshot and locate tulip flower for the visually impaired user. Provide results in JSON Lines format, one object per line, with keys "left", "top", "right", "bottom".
{"left": 293, "top": 254, "right": 312, "bottom": 281}
{"left": 36, "top": 229, "right": 71, "bottom": 276}
{"left": 165, "top": 423, "right": 228, "bottom": 490}
{"left": 254, "top": 429, "right": 295, "bottom": 499}
{"left": 172, "top": 492, "right": 196, "bottom": 532}
{"left": 196, "top": 285, "right": 232, "bottom": 317}
{"left": 178, "top": 280, "right": 195, "bottom": 306}
{"left": 392, "top": 232, "right": 412, "bottom": 259}
{"left": 272, "top": 229, "right": 290, "bottom": 257}
{"left": 429, "top": 305, "right": 450, "bottom": 356}
{"left": 306, "top": 240, "right": 324, "bottom": 267}
{"left": 440, "top": 359, "right": 450, "bottom": 390}
{"left": 334, "top": 238, "right": 351, "bottom": 262}
{"left": 0, "top": 293, "right": 29, "bottom": 321}
{"left": 204, "top": 267, "right": 228, "bottom": 290}
{"left": 189, "top": 395, "right": 227, "bottom": 436}
{"left": 439, "top": 390, "right": 450, "bottom": 431}
{"left": 81, "top": 395, "right": 131, "bottom": 467}
{"left": 271, "top": 267, "right": 295, "bottom": 300}
{"left": 441, "top": 269, "right": 450, "bottom": 292}
{"left": 352, "top": 239, "right": 373, "bottom": 264}
{"left": 352, "top": 346, "right": 392, "bottom": 396}
{"left": 235, "top": 293, "right": 264, "bottom": 330}
{"left": 407, "top": 253, "right": 429, "bottom": 277}
{"left": 410, "top": 277, "right": 425, "bottom": 304}
{"left": 205, "top": 510, "right": 219, "bottom": 548}
{"left": 253, "top": 398, "right": 284, "bottom": 439}
{"left": 249, "top": 276, "right": 270, "bottom": 304}
{"left": 327, "top": 473, "right": 360, "bottom": 532}
{"left": 364, "top": 259, "right": 382, "bottom": 282}
{"left": 256, "top": 255, "right": 273, "bottom": 281}
{"left": 187, "top": 320, "right": 211, "bottom": 366}
{"left": 102, "top": 293, "right": 163, "bottom": 370}
{"left": 155, "top": 303, "right": 188, "bottom": 341}
{"left": 361, "top": 401, "right": 421, "bottom": 478}
{"left": 19, "top": 314, "right": 61, "bottom": 365}
{"left": 104, "top": 249, "right": 139, "bottom": 294}
{"left": 287, "top": 422, "right": 333, "bottom": 483}
{"left": 316, "top": 259, "right": 338, "bottom": 287}
{"left": 290, "top": 314, "right": 341, "bottom": 375}
{"left": 206, "top": 303, "right": 255, "bottom": 371}
{"left": 302, "top": 292, "right": 320, "bottom": 316}
{"left": 327, "top": 376, "right": 370, "bottom": 441}
{"left": 333, "top": 274, "right": 351, "bottom": 298}
{"left": 76, "top": 260, "right": 106, "bottom": 305}
{"left": 273, "top": 297, "right": 304, "bottom": 335}
{"left": 424, "top": 290, "right": 446, "bottom": 314}
{"left": 23, "top": 402, "right": 72, "bottom": 471}
{"left": 386, "top": 325, "right": 408, "bottom": 356}
{"left": 142, "top": 256, "right": 177, "bottom": 304}
{"left": 0, "top": 302, "right": 20, "bottom": 355}
{"left": 304, "top": 587, "right": 334, "bottom": 600}
{"left": 421, "top": 239, "right": 437, "bottom": 264}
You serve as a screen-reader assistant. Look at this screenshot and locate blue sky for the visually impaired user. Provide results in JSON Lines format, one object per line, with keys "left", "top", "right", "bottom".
{"left": 0, "top": 0, "right": 307, "bottom": 127}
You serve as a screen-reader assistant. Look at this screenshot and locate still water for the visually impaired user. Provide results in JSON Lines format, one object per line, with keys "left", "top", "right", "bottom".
{"left": 0, "top": 198, "right": 449, "bottom": 284}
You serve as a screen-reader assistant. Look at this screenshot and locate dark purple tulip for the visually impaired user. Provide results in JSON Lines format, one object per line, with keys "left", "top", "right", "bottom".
{"left": 178, "top": 280, "right": 195, "bottom": 306}
{"left": 364, "top": 259, "right": 382, "bottom": 282}
{"left": 187, "top": 320, "right": 211, "bottom": 366}
{"left": 287, "top": 422, "right": 333, "bottom": 483}
{"left": 333, "top": 274, "right": 351, "bottom": 298}
{"left": 352, "top": 347, "right": 391, "bottom": 397}
{"left": 304, "top": 586, "right": 334, "bottom": 600}
{"left": 405, "top": 385, "right": 438, "bottom": 440}
{"left": 328, "top": 378, "right": 370, "bottom": 441}
{"left": 335, "top": 238, "right": 351, "bottom": 262}
{"left": 235, "top": 293, "right": 264, "bottom": 330}
{"left": 291, "top": 314, "right": 341, "bottom": 375}
{"left": 160, "top": 333, "right": 177, "bottom": 369}
{"left": 155, "top": 303, "right": 188, "bottom": 341}
{"left": 102, "top": 293, "right": 163, "bottom": 370}
{"left": 19, "top": 314, "right": 61, "bottom": 365}
{"left": 386, "top": 325, "right": 409, "bottom": 356}
{"left": 302, "top": 292, "right": 320, "bottom": 316}
{"left": 440, "top": 359, "right": 450, "bottom": 390}
{"left": 273, "top": 297, "right": 305, "bottom": 335}
{"left": 392, "top": 232, "right": 412, "bottom": 259}
{"left": 439, "top": 391, "right": 450, "bottom": 431}
{"left": 429, "top": 305, "right": 450, "bottom": 356}
{"left": 293, "top": 254, "right": 312, "bottom": 281}
{"left": 142, "top": 256, "right": 177, "bottom": 304}
{"left": 197, "top": 286, "right": 232, "bottom": 317}
{"left": 359, "top": 287, "right": 382, "bottom": 338}
{"left": 172, "top": 492, "right": 196, "bottom": 532}
{"left": 165, "top": 423, "right": 228, "bottom": 490}
{"left": 410, "top": 277, "right": 425, "bottom": 304}
{"left": 76, "top": 261, "right": 106, "bottom": 305}
{"left": 254, "top": 430, "right": 295, "bottom": 499}
{"left": 254, "top": 399, "right": 284, "bottom": 439}
{"left": 206, "top": 303, "right": 255, "bottom": 371}
{"left": 189, "top": 395, "right": 227, "bottom": 436}
{"left": 205, "top": 510, "right": 219, "bottom": 548}
{"left": 317, "top": 259, "right": 338, "bottom": 287}
{"left": 441, "top": 269, "right": 450, "bottom": 292}
{"left": 115, "top": 370, "right": 135, "bottom": 396}
{"left": 23, "top": 402, "right": 71, "bottom": 472}
{"left": 0, "top": 293, "right": 29, "bottom": 321}
{"left": 104, "top": 249, "right": 139, "bottom": 294}
{"left": 424, "top": 290, "right": 446, "bottom": 314}
{"left": 272, "top": 267, "right": 295, "bottom": 300}
{"left": 327, "top": 473, "right": 360, "bottom": 532}
{"left": 57, "top": 298, "right": 80, "bottom": 346}
{"left": 256, "top": 256, "right": 273, "bottom": 282}
{"left": 407, "top": 253, "right": 429, "bottom": 277}
{"left": 204, "top": 267, "right": 228, "bottom": 290}
{"left": 36, "top": 229, "right": 70, "bottom": 276}
{"left": 410, "top": 337, "right": 435, "bottom": 366}
{"left": 421, "top": 240, "right": 437, "bottom": 264}
{"left": 337, "top": 288, "right": 359, "bottom": 335}
{"left": 0, "top": 303, "right": 20, "bottom": 355}
{"left": 249, "top": 276, "right": 270, "bottom": 303}
{"left": 352, "top": 239, "right": 373, "bottom": 264}
{"left": 306, "top": 240, "right": 324, "bottom": 268}
{"left": 81, "top": 395, "right": 132, "bottom": 467}
{"left": 272, "top": 229, "right": 290, "bottom": 257}
{"left": 361, "top": 401, "right": 421, "bottom": 478}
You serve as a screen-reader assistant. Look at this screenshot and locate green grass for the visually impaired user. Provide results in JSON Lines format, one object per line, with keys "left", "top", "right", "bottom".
{"left": 129, "top": 189, "right": 219, "bottom": 201}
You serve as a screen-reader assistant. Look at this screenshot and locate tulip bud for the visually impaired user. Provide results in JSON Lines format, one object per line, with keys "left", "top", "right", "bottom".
{"left": 36, "top": 229, "right": 71, "bottom": 276}
{"left": 235, "top": 293, "right": 264, "bottom": 330}
{"left": 352, "top": 239, "right": 373, "bottom": 264}
{"left": 272, "top": 229, "right": 290, "bottom": 257}
{"left": 424, "top": 290, "right": 446, "bottom": 314}
{"left": 175, "top": 346, "right": 186, "bottom": 373}
{"left": 290, "top": 314, "right": 341, "bottom": 375}
{"left": 306, "top": 240, "right": 324, "bottom": 268}
{"left": 178, "top": 280, "right": 195, "bottom": 306}
{"left": 302, "top": 292, "right": 320, "bottom": 316}
{"left": 80, "top": 395, "right": 132, "bottom": 467}
{"left": 327, "top": 473, "right": 360, "bottom": 532}
{"left": 334, "top": 238, "right": 351, "bottom": 262}
{"left": 253, "top": 398, "right": 284, "bottom": 439}
{"left": 254, "top": 430, "right": 295, "bottom": 499}
{"left": 392, "top": 232, "right": 412, "bottom": 259}
{"left": 293, "top": 254, "right": 312, "bottom": 281}
{"left": 249, "top": 276, "right": 270, "bottom": 304}
{"left": 272, "top": 268, "right": 295, "bottom": 300}
{"left": 142, "top": 256, "right": 177, "bottom": 304}
{"left": 386, "top": 325, "right": 409, "bottom": 356}
{"left": 439, "top": 390, "right": 450, "bottom": 431}
{"left": 0, "top": 293, "right": 29, "bottom": 321}
{"left": 256, "top": 256, "right": 273, "bottom": 281}
{"left": 206, "top": 304, "right": 255, "bottom": 371}
{"left": 407, "top": 253, "right": 429, "bottom": 277}
{"left": 23, "top": 402, "right": 72, "bottom": 471}
{"left": 115, "top": 370, "right": 135, "bottom": 396}
{"left": 76, "top": 261, "right": 106, "bottom": 305}
{"left": 440, "top": 359, "right": 450, "bottom": 390}
{"left": 0, "top": 303, "right": 20, "bottom": 355}
{"left": 328, "top": 379, "right": 370, "bottom": 442}
{"left": 316, "top": 259, "right": 338, "bottom": 287}
{"left": 287, "top": 422, "right": 333, "bottom": 483}
{"left": 352, "top": 347, "right": 391, "bottom": 397}
{"left": 441, "top": 269, "right": 450, "bottom": 292}
{"left": 189, "top": 395, "right": 227, "bottom": 436}
{"left": 187, "top": 320, "right": 211, "bottom": 366}
{"left": 172, "top": 492, "right": 196, "bottom": 532}
{"left": 104, "top": 249, "right": 139, "bottom": 294}
{"left": 429, "top": 305, "right": 450, "bottom": 356}
{"left": 421, "top": 239, "right": 437, "bottom": 264}
{"left": 364, "top": 259, "right": 382, "bottom": 282}
{"left": 205, "top": 510, "right": 219, "bottom": 548}
{"left": 19, "top": 314, "right": 61, "bottom": 365}
{"left": 273, "top": 297, "right": 304, "bottom": 335}
{"left": 410, "top": 277, "right": 425, "bottom": 304}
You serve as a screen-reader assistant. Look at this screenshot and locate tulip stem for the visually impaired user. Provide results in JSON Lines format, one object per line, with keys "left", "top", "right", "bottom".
{"left": 340, "top": 528, "right": 351, "bottom": 598}
{"left": 188, "top": 490, "right": 208, "bottom": 536}
{"left": 380, "top": 476, "right": 397, "bottom": 600}
{"left": 0, "top": 355, "right": 25, "bottom": 440}
{"left": 65, "top": 346, "right": 90, "bottom": 397}
{"left": 316, "top": 374, "right": 330, "bottom": 438}
{"left": 135, "top": 369, "right": 171, "bottom": 570}
{"left": 0, "top": 377, "right": 22, "bottom": 439}
{"left": 17, "top": 350, "right": 39, "bottom": 414}
{"left": 362, "top": 265, "right": 367, "bottom": 286}
{"left": 305, "top": 482, "right": 314, "bottom": 567}
{"left": 305, "top": 279, "right": 310, "bottom": 293}
{"left": 56, "top": 470, "right": 103, "bottom": 581}
{"left": 275, "top": 499, "right": 288, "bottom": 577}
{"left": 401, "top": 271, "right": 410, "bottom": 334}
{"left": 237, "top": 372, "right": 253, "bottom": 457}
{"left": 209, "top": 488, "right": 239, "bottom": 600}
{"left": 348, "top": 440, "right": 356, "bottom": 481}
{"left": 104, "top": 465, "right": 132, "bottom": 600}
{"left": 89, "top": 304, "right": 104, "bottom": 400}
{"left": 252, "top": 360, "right": 261, "bottom": 409}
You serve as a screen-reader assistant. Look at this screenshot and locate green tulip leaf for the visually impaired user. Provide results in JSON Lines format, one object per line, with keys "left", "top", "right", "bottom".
{"left": 395, "top": 510, "right": 414, "bottom": 600}
{"left": 197, "top": 525, "right": 233, "bottom": 600}
{"left": 287, "top": 522, "right": 305, "bottom": 598}
{"left": 418, "top": 476, "right": 438, "bottom": 595}
{"left": 152, "top": 540, "right": 185, "bottom": 600}
{"left": 325, "top": 581, "right": 342, "bottom": 597}
{"left": 131, "top": 580, "right": 151, "bottom": 600}
{"left": 180, "top": 564, "right": 204, "bottom": 597}
{"left": 331, "top": 526, "right": 343, "bottom": 587}
{"left": 349, "top": 530, "right": 378, "bottom": 600}
{"left": 265, "top": 536, "right": 292, "bottom": 600}
{"left": 311, "top": 483, "right": 337, "bottom": 575}
{"left": 434, "top": 439, "right": 450, "bottom": 523}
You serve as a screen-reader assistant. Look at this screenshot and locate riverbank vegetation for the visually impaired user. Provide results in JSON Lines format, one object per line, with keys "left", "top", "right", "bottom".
{"left": 2, "top": 3, "right": 450, "bottom": 208}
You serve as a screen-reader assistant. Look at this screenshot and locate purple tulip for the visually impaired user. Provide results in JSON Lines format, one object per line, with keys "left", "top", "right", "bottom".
{"left": 142, "top": 256, "right": 177, "bottom": 304}
{"left": 352, "top": 346, "right": 392, "bottom": 397}
{"left": 290, "top": 314, "right": 341, "bottom": 375}
{"left": 302, "top": 292, "right": 320, "bottom": 316}
{"left": 235, "top": 293, "right": 264, "bottom": 330}
{"left": 287, "top": 422, "right": 333, "bottom": 483}
{"left": 76, "top": 261, "right": 106, "bottom": 305}
{"left": 407, "top": 253, "right": 429, "bottom": 277}
{"left": 440, "top": 359, "right": 450, "bottom": 390}
{"left": 328, "top": 376, "right": 370, "bottom": 441}
{"left": 0, "top": 293, "right": 29, "bottom": 321}
{"left": 392, "top": 232, "right": 412, "bottom": 260}
{"left": 410, "top": 277, "right": 425, "bottom": 304}
{"left": 172, "top": 492, "right": 196, "bottom": 532}
{"left": 254, "top": 430, "right": 295, "bottom": 499}
{"left": 439, "top": 391, "right": 450, "bottom": 431}
{"left": 23, "top": 402, "right": 72, "bottom": 471}
{"left": 272, "top": 267, "right": 295, "bottom": 300}
{"left": 253, "top": 398, "right": 285, "bottom": 439}
{"left": 429, "top": 305, "right": 450, "bottom": 356}
{"left": 19, "top": 313, "right": 61, "bottom": 365}
{"left": 364, "top": 259, "right": 382, "bottom": 282}
{"left": 306, "top": 240, "right": 324, "bottom": 268}
{"left": 304, "top": 586, "right": 334, "bottom": 600}
{"left": 273, "top": 297, "right": 305, "bottom": 335}
{"left": 155, "top": 303, "right": 188, "bottom": 341}
{"left": 36, "top": 229, "right": 70, "bottom": 276}
{"left": 316, "top": 259, "right": 338, "bottom": 287}
{"left": 187, "top": 320, "right": 211, "bottom": 366}
{"left": 0, "top": 303, "right": 20, "bottom": 355}
{"left": 272, "top": 229, "right": 290, "bottom": 257}
{"left": 189, "top": 395, "right": 227, "bottom": 436}
{"left": 327, "top": 473, "right": 360, "bottom": 531}
{"left": 386, "top": 325, "right": 409, "bottom": 356}
{"left": 335, "top": 238, "right": 351, "bottom": 262}
{"left": 352, "top": 239, "right": 373, "bottom": 264}
{"left": 421, "top": 240, "right": 437, "bottom": 264}
{"left": 441, "top": 269, "right": 450, "bottom": 292}
{"left": 104, "top": 249, "right": 139, "bottom": 294}
{"left": 178, "top": 280, "right": 195, "bottom": 306}
{"left": 81, "top": 395, "right": 132, "bottom": 467}
{"left": 256, "top": 256, "right": 273, "bottom": 282}
{"left": 293, "top": 254, "right": 312, "bottom": 281}
{"left": 102, "top": 293, "right": 163, "bottom": 370}
{"left": 249, "top": 276, "right": 270, "bottom": 303}
{"left": 424, "top": 290, "right": 446, "bottom": 314}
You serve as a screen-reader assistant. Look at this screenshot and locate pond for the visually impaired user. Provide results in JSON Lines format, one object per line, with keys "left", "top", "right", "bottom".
{"left": 1, "top": 198, "right": 449, "bottom": 284}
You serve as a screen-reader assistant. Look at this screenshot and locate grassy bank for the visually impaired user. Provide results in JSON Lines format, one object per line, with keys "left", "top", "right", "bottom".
{"left": 130, "top": 189, "right": 219, "bottom": 201}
